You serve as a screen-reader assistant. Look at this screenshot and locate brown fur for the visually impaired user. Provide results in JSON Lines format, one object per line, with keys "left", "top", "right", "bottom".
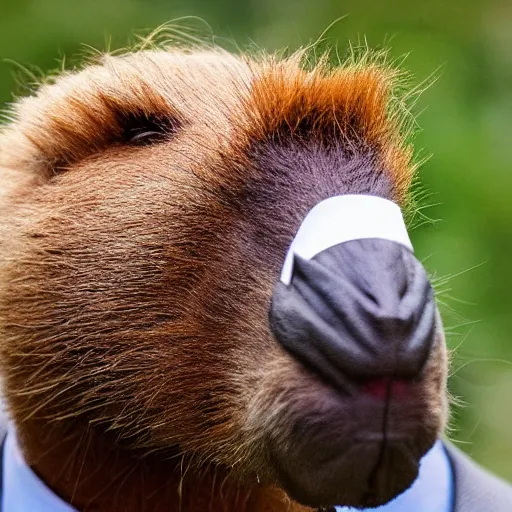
{"left": 0, "top": 43, "right": 448, "bottom": 512}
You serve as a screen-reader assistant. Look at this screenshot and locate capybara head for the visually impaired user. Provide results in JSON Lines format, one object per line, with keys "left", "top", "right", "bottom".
{"left": 0, "top": 43, "right": 449, "bottom": 510}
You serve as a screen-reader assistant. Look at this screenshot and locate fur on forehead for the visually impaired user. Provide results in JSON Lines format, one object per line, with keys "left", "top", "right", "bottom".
{"left": 0, "top": 44, "right": 415, "bottom": 204}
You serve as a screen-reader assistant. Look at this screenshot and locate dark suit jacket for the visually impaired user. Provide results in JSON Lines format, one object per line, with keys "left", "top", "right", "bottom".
{"left": 445, "top": 442, "right": 512, "bottom": 511}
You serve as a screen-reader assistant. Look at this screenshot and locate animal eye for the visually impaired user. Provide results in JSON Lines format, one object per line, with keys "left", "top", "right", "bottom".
{"left": 120, "top": 112, "right": 179, "bottom": 146}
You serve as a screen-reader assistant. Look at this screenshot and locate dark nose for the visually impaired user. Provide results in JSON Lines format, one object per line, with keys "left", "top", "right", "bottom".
{"left": 269, "top": 238, "right": 436, "bottom": 389}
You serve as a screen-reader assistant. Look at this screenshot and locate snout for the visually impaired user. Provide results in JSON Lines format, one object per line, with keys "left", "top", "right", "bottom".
{"left": 270, "top": 238, "right": 436, "bottom": 388}
{"left": 267, "top": 237, "right": 445, "bottom": 508}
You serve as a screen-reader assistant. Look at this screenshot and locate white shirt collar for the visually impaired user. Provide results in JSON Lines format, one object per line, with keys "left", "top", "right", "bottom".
{"left": 1, "top": 431, "right": 452, "bottom": 512}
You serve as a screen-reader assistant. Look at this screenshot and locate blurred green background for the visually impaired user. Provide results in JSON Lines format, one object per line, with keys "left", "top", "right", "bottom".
{"left": 1, "top": 0, "right": 511, "bottom": 480}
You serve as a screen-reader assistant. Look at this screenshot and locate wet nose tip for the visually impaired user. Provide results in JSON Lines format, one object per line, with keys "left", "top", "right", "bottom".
{"left": 269, "top": 238, "right": 437, "bottom": 389}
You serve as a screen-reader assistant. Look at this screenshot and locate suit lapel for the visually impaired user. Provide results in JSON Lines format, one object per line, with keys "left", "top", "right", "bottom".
{"left": 443, "top": 442, "right": 512, "bottom": 511}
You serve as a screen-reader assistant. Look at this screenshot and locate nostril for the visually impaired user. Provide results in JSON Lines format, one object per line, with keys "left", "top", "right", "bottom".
{"left": 398, "top": 275, "right": 408, "bottom": 299}
{"left": 361, "top": 288, "right": 378, "bottom": 305}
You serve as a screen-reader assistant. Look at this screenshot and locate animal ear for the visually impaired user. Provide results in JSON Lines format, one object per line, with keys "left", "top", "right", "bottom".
{"left": 0, "top": 53, "right": 182, "bottom": 185}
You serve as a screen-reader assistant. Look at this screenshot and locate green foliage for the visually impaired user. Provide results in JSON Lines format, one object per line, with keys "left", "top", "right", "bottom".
{"left": 1, "top": 0, "right": 511, "bottom": 479}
